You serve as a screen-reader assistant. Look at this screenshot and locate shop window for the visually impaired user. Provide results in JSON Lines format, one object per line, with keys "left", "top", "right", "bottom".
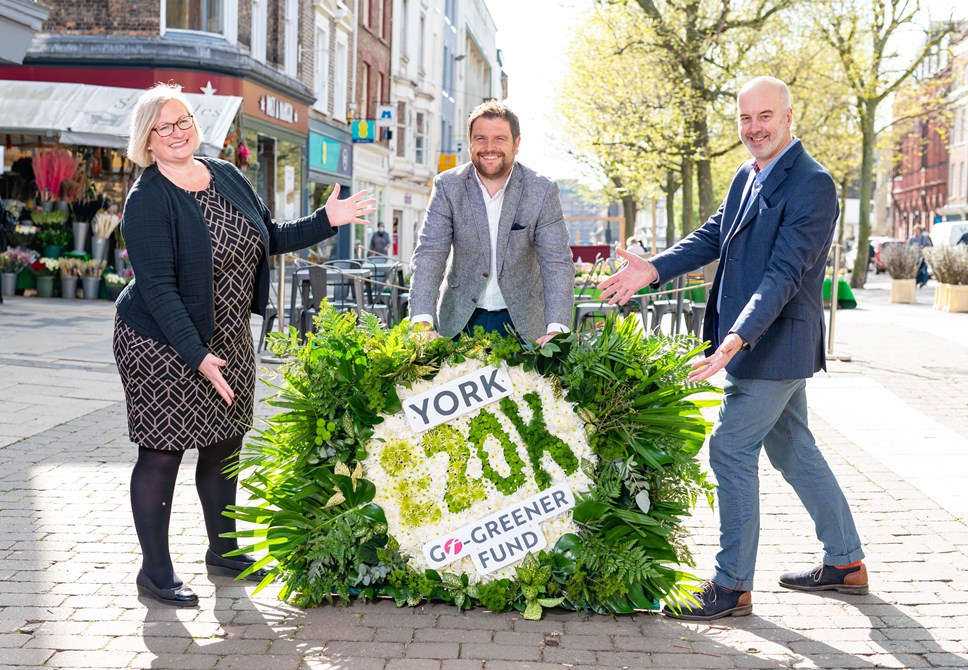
{"left": 415, "top": 112, "right": 425, "bottom": 165}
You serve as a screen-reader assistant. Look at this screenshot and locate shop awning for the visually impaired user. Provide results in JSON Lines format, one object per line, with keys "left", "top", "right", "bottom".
{"left": 0, "top": 79, "right": 242, "bottom": 157}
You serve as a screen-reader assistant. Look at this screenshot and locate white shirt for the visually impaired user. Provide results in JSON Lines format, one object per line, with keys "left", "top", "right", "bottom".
{"left": 414, "top": 165, "right": 567, "bottom": 335}
{"left": 476, "top": 166, "right": 511, "bottom": 311}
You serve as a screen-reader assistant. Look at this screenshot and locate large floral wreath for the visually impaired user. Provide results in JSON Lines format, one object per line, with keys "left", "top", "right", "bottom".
{"left": 228, "top": 306, "right": 717, "bottom": 619}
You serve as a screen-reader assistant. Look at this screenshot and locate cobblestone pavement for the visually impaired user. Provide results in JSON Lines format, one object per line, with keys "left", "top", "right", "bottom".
{"left": 0, "top": 274, "right": 966, "bottom": 669}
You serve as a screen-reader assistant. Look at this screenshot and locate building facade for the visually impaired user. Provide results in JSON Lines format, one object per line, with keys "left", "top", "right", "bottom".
{"left": 0, "top": 0, "right": 314, "bottom": 220}
{"left": 387, "top": 0, "right": 444, "bottom": 263}
{"left": 941, "top": 34, "right": 968, "bottom": 222}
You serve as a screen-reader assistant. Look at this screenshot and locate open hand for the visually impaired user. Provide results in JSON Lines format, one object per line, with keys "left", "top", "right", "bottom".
{"left": 597, "top": 247, "right": 658, "bottom": 305}
{"left": 324, "top": 184, "right": 378, "bottom": 227}
{"left": 197, "top": 353, "right": 234, "bottom": 406}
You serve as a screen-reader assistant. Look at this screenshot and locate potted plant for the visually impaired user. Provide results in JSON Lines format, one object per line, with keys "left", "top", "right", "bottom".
{"left": 1, "top": 247, "right": 35, "bottom": 296}
{"left": 879, "top": 243, "right": 921, "bottom": 303}
{"left": 69, "top": 194, "right": 108, "bottom": 254}
{"left": 32, "top": 212, "right": 71, "bottom": 258}
{"left": 924, "top": 245, "right": 968, "bottom": 312}
{"left": 32, "top": 148, "right": 80, "bottom": 209}
{"left": 103, "top": 271, "right": 130, "bottom": 301}
{"left": 29, "top": 257, "right": 59, "bottom": 297}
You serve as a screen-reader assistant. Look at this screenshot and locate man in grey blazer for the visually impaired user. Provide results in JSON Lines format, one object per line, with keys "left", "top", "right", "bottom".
{"left": 600, "top": 77, "right": 867, "bottom": 621}
{"left": 409, "top": 101, "right": 574, "bottom": 344}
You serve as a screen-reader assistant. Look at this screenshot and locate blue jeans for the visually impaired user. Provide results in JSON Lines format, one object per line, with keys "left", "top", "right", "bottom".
{"left": 709, "top": 374, "right": 864, "bottom": 591}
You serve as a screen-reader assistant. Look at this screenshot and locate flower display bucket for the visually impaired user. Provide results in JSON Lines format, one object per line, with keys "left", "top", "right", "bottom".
{"left": 1, "top": 272, "right": 16, "bottom": 296}
{"left": 91, "top": 237, "right": 110, "bottom": 264}
{"left": 72, "top": 221, "right": 90, "bottom": 254}
{"left": 35, "top": 275, "right": 55, "bottom": 298}
{"left": 61, "top": 276, "right": 78, "bottom": 300}
{"left": 43, "top": 245, "right": 65, "bottom": 259}
{"left": 113, "top": 249, "right": 127, "bottom": 273}
{"left": 81, "top": 276, "right": 101, "bottom": 300}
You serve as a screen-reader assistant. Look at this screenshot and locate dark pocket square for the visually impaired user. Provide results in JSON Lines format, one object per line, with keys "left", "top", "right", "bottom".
{"left": 510, "top": 222, "right": 527, "bottom": 231}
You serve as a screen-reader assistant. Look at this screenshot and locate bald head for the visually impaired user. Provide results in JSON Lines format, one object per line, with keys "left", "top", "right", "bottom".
{"left": 738, "top": 76, "right": 791, "bottom": 111}
{"left": 737, "top": 76, "right": 793, "bottom": 168}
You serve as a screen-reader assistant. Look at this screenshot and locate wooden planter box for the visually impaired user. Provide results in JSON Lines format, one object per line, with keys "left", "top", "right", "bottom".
{"left": 933, "top": 283, "right": 968, "bottom": 313}
{"left": 890, "top": 278, "right": 917, "bottom": 304}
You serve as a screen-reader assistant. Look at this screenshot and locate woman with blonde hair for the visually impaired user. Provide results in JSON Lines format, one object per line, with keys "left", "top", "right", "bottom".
{"left": 114, "top": 83, "right": 375, "bottom": 606}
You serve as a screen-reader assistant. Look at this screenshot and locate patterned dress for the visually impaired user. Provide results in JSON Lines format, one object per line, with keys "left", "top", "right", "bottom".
{"left": 114, "top": 184, "right": 264, "bottom": 451}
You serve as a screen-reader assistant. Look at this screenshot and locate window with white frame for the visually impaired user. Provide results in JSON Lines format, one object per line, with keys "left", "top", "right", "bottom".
{"left": 251, "top": 0, "right": 267, "bottom": 62}
{"left": 396, "top": 101, "right": 407, "bottom": 157}
{"left": 400, "top": 0, "right": 409, "bottom": 61}
{"left": 418, "top": 13, "right": 426, "bottom": 75}
{"left": 165, "top": 0, "right": 237, "bottom": 41}
{"left": 314, "top": 20, "right": 330, "bottom": 114}
{"left": 361, "top": 62, "right": 371, "bottom": 119}
{"left": 415, "top": 111, "right": 425, "bottom": 165}
{"left": 284, "top": 0, "right": 298, "bottom": 78}
{"left": 334, "top": 34, "right": 348, "bottom": 121}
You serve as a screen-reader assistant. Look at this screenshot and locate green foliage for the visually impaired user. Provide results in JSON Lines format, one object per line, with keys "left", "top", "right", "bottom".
{"left": 232, "top": 304, "right": 716, "bottom": 618}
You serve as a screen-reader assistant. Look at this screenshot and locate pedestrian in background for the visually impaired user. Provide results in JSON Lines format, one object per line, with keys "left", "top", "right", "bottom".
{"left": 368, "top": 221, "right": 390, "bottom": 257}
{"left": 908, "top": 225, "right": 932, "bottom": 288}
{"left": 599, "top": 76, "right": 867, "bottom": 621}
{"left": 114, "top": 83, "right": 375, "bottom": 607}
{"left": 408, "top": 100, "right": 574, "bottom": 345}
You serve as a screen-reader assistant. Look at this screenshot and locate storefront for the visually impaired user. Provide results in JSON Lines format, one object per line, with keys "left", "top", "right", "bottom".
{"left": 239, "top": 79, "right": 310, "bottom": 221}
{"left": 307, "top": 120, "right": 353, "bottom": 260}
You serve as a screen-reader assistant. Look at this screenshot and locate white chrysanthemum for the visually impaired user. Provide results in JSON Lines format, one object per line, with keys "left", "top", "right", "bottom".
{"left": 363, "top": 360, "right": 595, "bottom": 582}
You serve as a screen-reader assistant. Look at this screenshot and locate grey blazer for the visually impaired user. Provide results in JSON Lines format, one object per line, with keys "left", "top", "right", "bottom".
{"left": 409, "top": 161, "right": 574, "bottom": 342}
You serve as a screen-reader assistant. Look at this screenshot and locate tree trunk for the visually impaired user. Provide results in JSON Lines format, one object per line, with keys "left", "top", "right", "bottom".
{"left": 665, "top": 171, "right": 677, "bottom": 251}
{"left": 850, "top": 103, "right": 876, "bottom": 289}
{"left": 621, "top": 194, "right": 637, "bottom": 247}
{"left": 681, "top": 156, "right": 694, "bottom": 238}
{"left": 695, "top": 116, "right": 715, "bottom": 223}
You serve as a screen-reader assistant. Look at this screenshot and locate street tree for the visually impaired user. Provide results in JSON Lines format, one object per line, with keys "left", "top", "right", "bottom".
{"left": 813, "top": 0, "right": 957, "bottom": 287}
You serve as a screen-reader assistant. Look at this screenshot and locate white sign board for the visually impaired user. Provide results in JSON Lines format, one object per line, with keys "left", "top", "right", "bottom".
{"left": 376, "top": 104, "right": 396, "bottom": 127}
{"left": 422, "top": 484, "right": 575, "bottom": 575}
{"left": 403, "top": 364, "right": 513, "bottom": 433}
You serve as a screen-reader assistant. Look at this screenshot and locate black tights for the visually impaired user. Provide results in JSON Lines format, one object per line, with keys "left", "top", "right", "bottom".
{"left": 130, "top": 434, "right": 243, "bottom": 587}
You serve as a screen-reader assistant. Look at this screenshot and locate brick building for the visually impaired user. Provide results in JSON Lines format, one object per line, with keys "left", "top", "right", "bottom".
{"left": 0, "top": 0, "right": 314, "bottom": 219}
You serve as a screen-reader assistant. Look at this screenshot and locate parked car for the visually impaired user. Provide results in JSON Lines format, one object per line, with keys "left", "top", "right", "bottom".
{"left": 872, "top": 237, "right": 906, "bottom": 274}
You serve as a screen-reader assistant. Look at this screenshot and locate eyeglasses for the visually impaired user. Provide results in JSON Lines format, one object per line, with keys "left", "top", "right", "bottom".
{"left": 151, "top": 114, "right": 195, "bottom": 137}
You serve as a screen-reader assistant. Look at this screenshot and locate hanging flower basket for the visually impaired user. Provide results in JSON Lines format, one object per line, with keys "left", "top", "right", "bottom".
{"left": 229, "top": 306, "right": 717, "bottom": 619}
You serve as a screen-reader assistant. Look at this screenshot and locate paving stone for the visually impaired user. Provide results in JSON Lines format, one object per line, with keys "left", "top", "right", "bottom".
{"left": 459, "top": 642, "right": 541, "bottom": 661}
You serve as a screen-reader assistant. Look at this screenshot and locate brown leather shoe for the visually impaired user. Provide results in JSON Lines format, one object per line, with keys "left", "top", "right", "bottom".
{"left": 779, "top": 562, "right": 868, "bottom": 595}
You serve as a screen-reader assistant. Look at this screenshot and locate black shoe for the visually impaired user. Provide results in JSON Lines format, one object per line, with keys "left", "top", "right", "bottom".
{"left": 662, "top": 581, "right": 752, "bottom": 622}
{"left": 136, "top": 569, "right": 199, "bottom": 607}
{"left": 205, "top": 548, "right": 269, "bottom": 582}
{"left": 779, "top": 562, "right": 868, "bottom": 595}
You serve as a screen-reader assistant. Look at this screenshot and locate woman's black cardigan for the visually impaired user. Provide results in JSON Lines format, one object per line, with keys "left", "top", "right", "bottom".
{"left": 115, "top": 157, "right": 336, "bottom": 371}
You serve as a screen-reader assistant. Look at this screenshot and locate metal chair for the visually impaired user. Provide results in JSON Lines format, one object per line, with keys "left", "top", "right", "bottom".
{"left": 573, "top": 258, "right": 622, "bottom": 332}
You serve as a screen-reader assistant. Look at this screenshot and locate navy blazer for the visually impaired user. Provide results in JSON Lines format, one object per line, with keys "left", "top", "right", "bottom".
{"left": 116, "top": 158, "right": 336, "bottom": 371}
{"left": 650, "top": 141, "right": 838, "bottom": 380}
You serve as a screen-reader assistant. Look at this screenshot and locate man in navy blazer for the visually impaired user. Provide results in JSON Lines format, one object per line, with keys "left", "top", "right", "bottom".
{"left": 600, "top": 77, "right": 866, "bottom": 621}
